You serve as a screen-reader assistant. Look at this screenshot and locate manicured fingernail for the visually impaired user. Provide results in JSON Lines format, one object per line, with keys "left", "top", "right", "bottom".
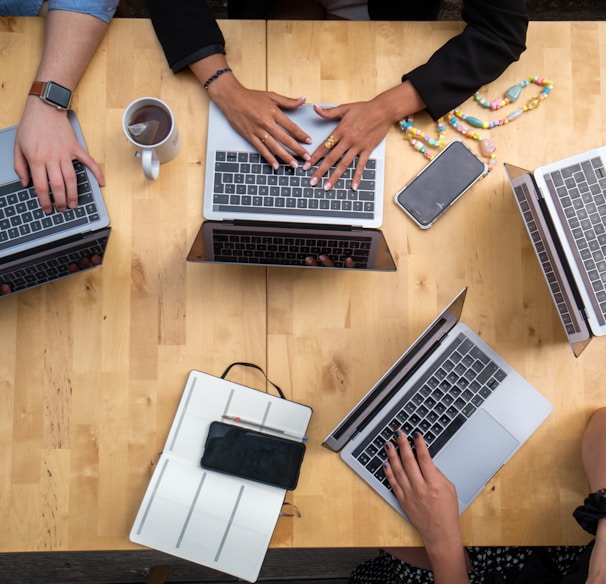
{"left": 323, "top": 181, "right": 332, "bottom": 191}
{"left": 395, "top": 430, "right": 401, "bottom": 438}
{"left": 352, "top": 181, "right": 358, "bottom": 191}
{"left": 303, "top": 153, "right": 311, "bottom": 161}
{"left": 310, "top": 176, "right": 318, "bottom": 186}
{"left": 413, "top": 432, "right": 419, "bottom": 440}
{"left": 305, "top": 137, "right": 312, "bottom": 144}
{"left": 383, "top": 462, "right": 389, "bottom": 469}
{"left": 290, "top": 160, "right": 298, "bottom": 169}
{"left": 385, "top": 442, "right": 392, "bottom": 451}
{"left": 272, "top": 162, "right": 279, "bottom": 170}
{"left": 303, "top": 161, "right": 311, "bottom": 170}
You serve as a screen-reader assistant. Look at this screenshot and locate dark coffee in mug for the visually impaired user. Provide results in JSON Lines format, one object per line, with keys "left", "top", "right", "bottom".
{"left": 127, "top": 105, "right": 172, "bottom": 146}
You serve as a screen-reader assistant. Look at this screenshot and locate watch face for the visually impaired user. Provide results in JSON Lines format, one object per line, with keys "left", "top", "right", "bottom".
{"left": 44, "top": 82, "right": 72, "bottom": 109}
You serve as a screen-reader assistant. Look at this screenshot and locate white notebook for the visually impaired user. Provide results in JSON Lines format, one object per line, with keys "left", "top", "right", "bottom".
{"left": 130, "top": 370, "right": 313, "bottom": 582}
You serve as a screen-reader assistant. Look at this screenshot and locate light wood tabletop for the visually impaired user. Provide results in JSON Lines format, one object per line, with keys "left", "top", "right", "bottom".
{"left": 0, "top": 17, "right": 269, "bottom": 552}
{"left": 0, "top": 16, "right": 605, "bottom": 554}
{"left": 266, "top": 20, "right": 606, "bottom": 548}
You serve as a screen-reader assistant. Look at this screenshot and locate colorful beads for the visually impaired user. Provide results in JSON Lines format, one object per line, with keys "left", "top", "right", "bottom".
{"left": 473, "top": 76, "right": 553, "bottom": 112}
{"left": 399, "top": 75, "right": 553, "bottom": 178}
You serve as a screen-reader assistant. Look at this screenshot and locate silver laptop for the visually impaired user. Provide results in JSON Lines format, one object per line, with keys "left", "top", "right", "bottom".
{"left": 323, "top": 287, "right": 552, "bottom": 519}
{"left": 191, "top": 102, "right": 394, "bottom": 270}
{"left": 204, "top": 101, "right": 385, "bottom": 228}
{"left": 505, "top": 147, "right": 606, "bottom": 357}
{"left": 0, "top": 110, "right": 110, "bottom": 297}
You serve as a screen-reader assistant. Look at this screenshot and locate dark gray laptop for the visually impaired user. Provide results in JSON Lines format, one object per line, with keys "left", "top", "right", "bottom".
{"left": 505, "top": 150, "right": 606, "bottom": 356}
{"left": 0, "top": 110, "right": 110, "bottom": 297}
{"left": 323, "top": 287, "right": 552, "bottom": 519}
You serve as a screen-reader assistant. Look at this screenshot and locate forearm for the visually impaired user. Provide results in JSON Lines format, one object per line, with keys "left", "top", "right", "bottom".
{"left": 587, "top": 518, "right": 606, "bottom": 583}
{"left": 426, "top": 538, "right": 471, "bottom": 584}
{"left": 33, "top": 10, "right": 109, "bottom": 90}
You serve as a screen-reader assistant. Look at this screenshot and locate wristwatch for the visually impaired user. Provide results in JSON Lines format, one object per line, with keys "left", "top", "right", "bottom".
{"left": 29, "top": 81, "right": 72, "bottom": 110}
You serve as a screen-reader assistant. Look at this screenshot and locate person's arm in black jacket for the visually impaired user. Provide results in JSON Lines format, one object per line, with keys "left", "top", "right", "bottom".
{"left": 402, "top": 0, "right": 528, "bottom": 120}
{"left": 146, "top": 0, "right": 313, "bottom": 170}
{"left": 303, "top": 0, "right": 527, "bottom": 191}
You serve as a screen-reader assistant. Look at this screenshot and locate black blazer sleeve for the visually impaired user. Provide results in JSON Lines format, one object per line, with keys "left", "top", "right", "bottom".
{"left": 400, "top": 0, "right": 528, "bottom": 120}
{"left": 146, "top": 0, "right": 226, "bottom": 73}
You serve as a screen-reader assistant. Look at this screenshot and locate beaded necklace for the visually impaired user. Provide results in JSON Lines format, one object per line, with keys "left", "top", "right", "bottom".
{"left": 399, "top": 76, "right": 553, "bottom": 176}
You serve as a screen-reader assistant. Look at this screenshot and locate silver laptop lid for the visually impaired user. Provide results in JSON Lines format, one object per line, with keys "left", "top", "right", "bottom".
{"left": 322, "top": 287, "right": 467, "bottom": 452}
{"left": 203, "top": 101, "right": 385, "bottom": 228}
{"left": 533, "top": 149, "right": 606, "bottom": 338}
{"left": 0, "top": 110, "right": 110, "bottom": 259}
{"left": 186, "top": 220, "right": 396, "bottom": 271}
{"left": 504, "top": 163, "right": 592, "bottom": 357}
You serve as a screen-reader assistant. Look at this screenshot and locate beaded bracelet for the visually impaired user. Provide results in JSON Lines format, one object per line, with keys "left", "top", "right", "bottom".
{"left": 203, "top": 67, "right": 232, "bottom": 90}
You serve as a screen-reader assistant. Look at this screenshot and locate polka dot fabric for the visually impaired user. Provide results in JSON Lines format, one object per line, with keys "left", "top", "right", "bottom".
{"left": 349, "top": 546, "right": 587, "bottom": 583}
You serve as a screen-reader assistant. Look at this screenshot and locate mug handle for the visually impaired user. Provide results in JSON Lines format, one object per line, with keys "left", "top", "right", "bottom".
{"left": 141, "top": 148, "right": 160, "bottom": 180}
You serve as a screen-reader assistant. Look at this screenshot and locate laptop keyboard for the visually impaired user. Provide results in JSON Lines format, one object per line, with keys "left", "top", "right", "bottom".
{"left": 514, "top": 182, "right": 581, "bottom": 335}
{"left": 212, "top": 151, "right": 377, "bottom": 221}
{"left": 211, "top": 228, "right": 372, "bottom": 267}
{"left": 0, "top": 235, "right": 108, "bottom": 293}
{"left": 0, "top": 161, "right": 101, "bottom": 252}
{"left": 545, "top": 156, "right": 606, "bottom": 322}
{"left": 352, "top": 332, "right": 507, "bottom": 491}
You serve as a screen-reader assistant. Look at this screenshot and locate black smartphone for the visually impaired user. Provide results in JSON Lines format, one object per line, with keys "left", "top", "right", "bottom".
{"left": 394, "top": 140, "right": 487, "bottom": 229}
{"left": 200, "top": 421, "right": 306, "bottom": 490}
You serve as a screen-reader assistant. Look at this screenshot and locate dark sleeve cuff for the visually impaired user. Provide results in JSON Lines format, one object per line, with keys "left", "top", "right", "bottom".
{"left": 146, "top": 0, "right": 226, "bottom": 73}
{"left": 171, "top": 44, "right": 226, "bottom": 74}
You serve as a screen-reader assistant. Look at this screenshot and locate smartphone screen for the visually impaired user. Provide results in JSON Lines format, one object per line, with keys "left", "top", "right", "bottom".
{"left": 395, "top": 140, "right": 487, "bottom": 229}
{"left": 200, "top": 421, "right": 306, "bottom": 490}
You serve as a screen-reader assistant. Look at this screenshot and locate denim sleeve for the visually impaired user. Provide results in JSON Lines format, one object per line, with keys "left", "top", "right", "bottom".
{"left": 48, "top": 0, "right": 119, "bottom": 23}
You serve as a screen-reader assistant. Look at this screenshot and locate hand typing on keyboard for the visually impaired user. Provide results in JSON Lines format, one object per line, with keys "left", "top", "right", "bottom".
{"left": 303, "top": 86, "right": 425, "bottom": 191}
{"left": 14, "top": 101, "right": 105, "bottom": 214}
{"left": 382, "top": 431, "right": 471, "bottom": 583}
{"left": 304, "top": 254, "right": 355, "bottom": 268}
{"left": 0, "top": 253, "right": 102, "bottom": 297}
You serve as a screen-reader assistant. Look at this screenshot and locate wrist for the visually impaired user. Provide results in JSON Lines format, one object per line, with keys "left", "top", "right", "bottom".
{"left": 375, "top": 81, "right": 427, "bottom": 123}
{"left": 28, "top": 80, "right": 73, "bottom": 110}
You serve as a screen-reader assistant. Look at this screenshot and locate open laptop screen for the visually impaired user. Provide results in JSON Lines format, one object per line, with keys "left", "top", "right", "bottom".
{"left": 186, "top": 221, "right": 397, "bottom": 271}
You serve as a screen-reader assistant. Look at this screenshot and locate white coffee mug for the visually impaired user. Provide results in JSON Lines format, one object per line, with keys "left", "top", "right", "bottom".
{"left": 122, "top": 97, "right": 181, "bottom": 180}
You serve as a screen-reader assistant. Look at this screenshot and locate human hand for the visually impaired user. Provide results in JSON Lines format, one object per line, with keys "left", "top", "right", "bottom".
{"left": 13, "top": 98, "right": 105, "bottom": 214}
{"left": 303, "top": 99, "right": 394, "bottom": 191}
{"left": 304, "top": 254, "right": 354, "bottom": 268}
{"left": 383, "top": 431, "right": 462, "bottom": 550}
{"left": 68, "top": 254, "right": 102, "bottom": 273}
{"left": 0, "top": 254, "right": 102, "bottom": 297}
{"left": 210, "top": 81, "right": 313, "bottom": 169}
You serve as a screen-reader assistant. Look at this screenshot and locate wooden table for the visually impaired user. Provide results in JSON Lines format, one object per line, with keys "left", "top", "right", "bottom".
{"left": 265, "top": 20, "right": 606, "bottom": 548}
{"left": 0, "top": 16, "right": 604, "bottom": 554}
{"left": 0, "top": 17, "right": 269, "bottom": 552}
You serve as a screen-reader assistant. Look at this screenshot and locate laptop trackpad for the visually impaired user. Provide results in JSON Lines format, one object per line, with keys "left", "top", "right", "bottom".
{"left": 433, "top": 409, "right": 518, "bottom": 504}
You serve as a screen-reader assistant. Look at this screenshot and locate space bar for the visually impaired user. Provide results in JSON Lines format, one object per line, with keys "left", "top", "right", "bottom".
{"left": 428, "top": 414, "right": 466, "bottom": 457}
{"left": 0, "top": 217, "right": 89, "bottom": 251}
{"left": 214, "top": 205, "right": 374, "bottom": 220}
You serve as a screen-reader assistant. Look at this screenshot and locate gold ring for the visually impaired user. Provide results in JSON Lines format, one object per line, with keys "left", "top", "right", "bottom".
{"left": 261, "top": 133, "right": 269, "bottom": 143}
{"left": 324, "top": 135, "right": 338, "bottom": 149}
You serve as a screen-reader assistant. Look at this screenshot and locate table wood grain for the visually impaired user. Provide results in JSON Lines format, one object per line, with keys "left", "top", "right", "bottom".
{"left": 1, "top": 16, "right": 605, "bottom": 553}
